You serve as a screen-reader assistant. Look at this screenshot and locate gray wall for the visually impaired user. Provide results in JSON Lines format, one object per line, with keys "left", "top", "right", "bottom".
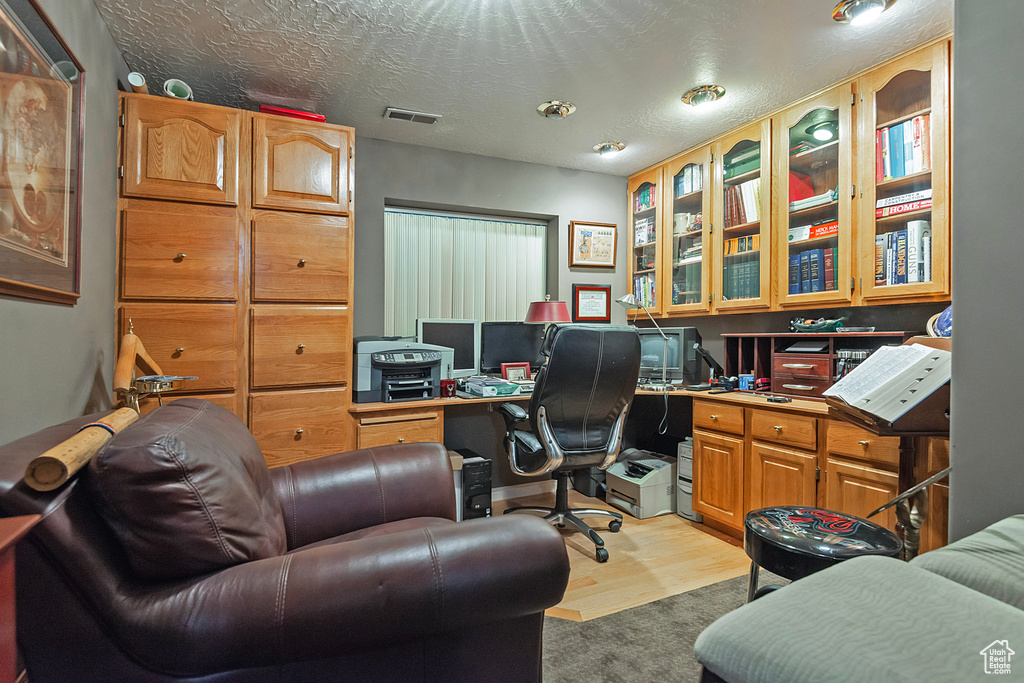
{"left": 0, "top": 0, "right": 129, "bottom": 445}
{"left": 948, "top": 0, "right": 1024, "bottom": 539}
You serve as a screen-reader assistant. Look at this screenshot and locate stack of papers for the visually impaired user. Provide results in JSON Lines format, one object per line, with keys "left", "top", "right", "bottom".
{"left": 464, "top": 377, "right": 521, "bottom": 397}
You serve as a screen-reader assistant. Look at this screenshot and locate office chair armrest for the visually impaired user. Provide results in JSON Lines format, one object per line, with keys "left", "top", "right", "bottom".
{"left": 497, "top": 401, "right": 528, "bottom": 425}
{"left": 116, "top": 516, "right": 569, "bottom": 675}
{"left": 270, "top": 442, "right": 457, "bottom": 549}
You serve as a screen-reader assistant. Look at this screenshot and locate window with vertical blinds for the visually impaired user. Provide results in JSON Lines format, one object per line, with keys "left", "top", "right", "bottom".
{"left": 384, "top": 208, "right": 547, "bottom": 337}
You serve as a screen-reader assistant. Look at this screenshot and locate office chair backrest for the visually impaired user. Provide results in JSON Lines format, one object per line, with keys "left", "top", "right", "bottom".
{"left": 529, "top": 324, "right": 640, "bottom": 455}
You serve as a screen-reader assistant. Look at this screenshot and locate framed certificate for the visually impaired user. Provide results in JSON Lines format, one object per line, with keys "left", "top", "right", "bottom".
{"left": 572, "top": 284, "right": 611, "bottom": 323}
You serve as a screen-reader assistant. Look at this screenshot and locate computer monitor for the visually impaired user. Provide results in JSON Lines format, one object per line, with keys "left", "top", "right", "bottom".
{"left": 416, "top": 319, "right": 481, "bottom": 378}
{"left": 479, "top": 322, "right": 546, "bottom": 374}
{"left": 637, "top": 327, "right": 702, "bottom": 383}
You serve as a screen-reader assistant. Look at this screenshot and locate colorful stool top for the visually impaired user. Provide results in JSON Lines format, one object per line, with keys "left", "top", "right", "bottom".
{"left": 745, "top": 506, "right": 902, "bottom": 561}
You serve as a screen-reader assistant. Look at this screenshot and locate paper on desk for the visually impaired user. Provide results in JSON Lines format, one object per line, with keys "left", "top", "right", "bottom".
{"left": 823, "top": 344, "right": 932, "bottom": 404}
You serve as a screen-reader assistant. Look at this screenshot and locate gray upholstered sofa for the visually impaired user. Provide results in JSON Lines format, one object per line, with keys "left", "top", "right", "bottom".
{"left": 695, "top": 514, "right": 1024, "bottom": 682}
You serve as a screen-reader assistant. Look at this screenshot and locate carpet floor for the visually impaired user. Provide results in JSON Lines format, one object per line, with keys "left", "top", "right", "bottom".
{"left": 543, "top": 571, "right": 788, "bottom": 683}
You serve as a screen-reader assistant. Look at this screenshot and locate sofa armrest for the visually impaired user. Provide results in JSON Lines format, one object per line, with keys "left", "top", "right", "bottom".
{"left": 270, "top": 442, "right": 457, "bottom": 548}
{"left": 113, "top": 515, "right": 568, "bottom": 676}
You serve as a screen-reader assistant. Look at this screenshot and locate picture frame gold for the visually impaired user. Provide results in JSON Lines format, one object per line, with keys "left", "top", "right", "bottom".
{"left": 569, "top": 220, "right": 616, "bottom": 268}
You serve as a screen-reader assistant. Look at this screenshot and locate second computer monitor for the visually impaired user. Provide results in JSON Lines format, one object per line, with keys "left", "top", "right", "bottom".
{"left": 416, "top": 319, "right": 481, "bottom": 378}
{"left": 479, "top": 322, "right": 546, "bottom": 375}
{"left": 637, "top": 327, "right": 702, "bottom": 383}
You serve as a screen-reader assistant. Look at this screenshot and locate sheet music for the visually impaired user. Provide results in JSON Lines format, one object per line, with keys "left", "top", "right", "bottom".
{"left": 823, "top": 344, "right": 932, "bottom": 404}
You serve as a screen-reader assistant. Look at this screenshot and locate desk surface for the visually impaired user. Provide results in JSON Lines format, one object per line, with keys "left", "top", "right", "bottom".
{"left": 349, "top": 393, "right": 529, "bottom": 413}
{"left": 635, "top": 388, "right": 829, "bottom": 415}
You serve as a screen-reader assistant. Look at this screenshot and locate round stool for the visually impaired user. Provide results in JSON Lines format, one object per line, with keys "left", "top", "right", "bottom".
{"left": 744, "top": 506, "right": 902, "bottom": 601}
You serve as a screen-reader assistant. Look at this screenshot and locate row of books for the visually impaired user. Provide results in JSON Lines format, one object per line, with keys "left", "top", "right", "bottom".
{"left": 721, "top": 253, "right": 760, "bottom": 300}
{"left": 788, "top": 219, "right": 838, "bottom": 244}
{"left": 634, "top": 215, "right": 655, "bottom": 246}
{"left": 875, "top": 220, "right": 931, "bottom": 285}
{"left": 875, "top": 188, "right": 932, "bottom": 218}
{"left": 672, "top": 265, "right": 702, "bottom": 305}
{"left": 723, "top": 234, "right": 759, "bottom": 255}
{"left": 674, "top": 164, "right": 703, "bottom": 197}
{"left": 788, "top": 247, "right": 837, "bottom": 294}
{"left": 724, "top": 177, "right": 762, "bottom": 227}
{"left": 724, "top": 145, "right": 760, "bottom": 179}
{"left": 634, "top": 184, "right": 657, "bottom": 213}
{"left": 876, "top": 114, "right": 931, "bottom": 181}
{"left": 633, "top": 273, "right": 656, "bottom": 308}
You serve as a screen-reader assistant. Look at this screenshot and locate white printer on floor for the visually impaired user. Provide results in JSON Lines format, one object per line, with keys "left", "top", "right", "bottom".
{"left": 605, "top": 448, "right": 676, "bottom": 519}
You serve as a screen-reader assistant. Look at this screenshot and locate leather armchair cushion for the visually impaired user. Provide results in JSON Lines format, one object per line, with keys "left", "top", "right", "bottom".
{"left": 86, "top": 399, "right": 287, "bottom": 581}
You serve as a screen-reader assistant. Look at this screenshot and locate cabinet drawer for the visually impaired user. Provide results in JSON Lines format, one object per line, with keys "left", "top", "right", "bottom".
{"left": 827, "top": 420, "right": 899, "bottom": 467}
{"left": 771, "top": 376, "right": 831, "bottom": 397}
{"left": 825, "top": 456, "right": 898, "bottom": 532}
{"left": 252, "top": 214, "right": 349, "bottom": 302}
{"left": 693, "top": 400, "right": 744, "bottom": 435}
{"left": 772, "top": 354, "right": 831, "bottom": 378}
{"left": 250, "top": 306, "right": 348, "bottom": 388}
{"left": 750, "top": 410, "right": 817, "bottom": 451}
{"left": 121, "top": 205, "right": 238, "bottom": 300}
{"left": 138, "top": 393, "right": 242, "bottom": 421}
{"left": 249, "top": 389, "right": 353, "bottom": 467}
{"left": 119, "top": 305, "right": 237, "bottom": 391}
{"left": 357, "top": 411, "right": 442, "bottom": 449}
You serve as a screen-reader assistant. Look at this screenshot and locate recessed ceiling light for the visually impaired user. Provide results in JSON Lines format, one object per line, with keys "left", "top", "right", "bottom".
{"left": 681, "top": 85, "right": 726, "bottom": 108}
{"left": 832, "top": 0, "right": 896, "bottom": 25}
{"left": 537, "top": 100, "right": 576, "bottom": 119}
{"left": 593, "top": 141, "right": 625, "bottom": 157}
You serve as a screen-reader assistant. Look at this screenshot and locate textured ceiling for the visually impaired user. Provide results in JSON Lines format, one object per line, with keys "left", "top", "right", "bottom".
{"left": 93, "top": 0, "right": 954, "bottom": 176}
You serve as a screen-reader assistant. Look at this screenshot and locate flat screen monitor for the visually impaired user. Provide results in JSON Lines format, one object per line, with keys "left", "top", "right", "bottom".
{"left": 416, "top": 319, "right": 481, "bottom": 378}
{"left": 480, "top": 322, "right": 546, "bottom": 374}
{"left": 637, "top": 327, "right": 702, "bottom": 383}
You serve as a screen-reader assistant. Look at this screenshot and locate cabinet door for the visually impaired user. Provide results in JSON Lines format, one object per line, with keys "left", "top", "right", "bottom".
{"left": 692, "top": 428, "right": 745, "bottom": 529}
{"left": 824, "top": 456, "right": 898, "bottom": 532}
{"left": 252, "top": 212, "right": 350, "bottom": 302}
{"left": 749, "top": 442, "right": 817, "bottom": 510}
{"left": 357, "top": 411, "right": 443, "bottom": 449}
{"left": 249, "top": 388, "right": 354, "bottom": 467}
{"left": 712, "top": 119, "right": 771, "bottom": 312}
{"left": 856, "top": 41, "right": 949, "bottom": 303}
{"left": 250, "top": 306, "right": 349, "bottom": 388}
{"left": 627, "top": 167, "right": 663, "bottom": 313}
{"left": 774, "top": 84, "right": 854, "bottom": 308}
{"left": 663, "top": 147, "right": 712, "bottom": 314}
{"left": 122, "top": 95, "right": 240, "bottom": 205}
{"left": 120, "top": 203, "right": 239, "bottom": 301}
{"left": 252, "top": 114, "right": 351, "bottom": 215}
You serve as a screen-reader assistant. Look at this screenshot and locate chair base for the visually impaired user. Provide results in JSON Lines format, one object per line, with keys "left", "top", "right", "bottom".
{"left": 504, "top": 471, "right": 622, "bottom": 562}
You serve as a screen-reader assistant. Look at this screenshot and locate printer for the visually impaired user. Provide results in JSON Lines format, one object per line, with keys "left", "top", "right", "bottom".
{"left": 605, "top": 448, "right": 677, "bottom": 519}
{"left": 353, "top": 338, "right": 454, "bottom": 403}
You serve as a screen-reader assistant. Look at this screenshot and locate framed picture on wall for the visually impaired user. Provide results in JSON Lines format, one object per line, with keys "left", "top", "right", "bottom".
{"left": 572, "top": 284, "right": 611, "bottom": 323}
{"left": 568, "top": 221, "right": 616, "bottom": 268}
{"left": 0, "top": 0, "right": 85, "bottom": 305}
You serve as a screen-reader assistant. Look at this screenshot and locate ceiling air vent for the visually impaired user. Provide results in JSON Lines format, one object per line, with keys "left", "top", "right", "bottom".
{"left": 384, "top": 107, "right": 442, "bottom": 125}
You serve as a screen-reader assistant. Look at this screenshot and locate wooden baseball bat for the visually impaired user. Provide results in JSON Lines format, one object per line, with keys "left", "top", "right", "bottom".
{"left": 24, "top": 408, "right": 140, "bottom": 491}
{"left": 113, "top": 332, "right": 162, "bottom": 395}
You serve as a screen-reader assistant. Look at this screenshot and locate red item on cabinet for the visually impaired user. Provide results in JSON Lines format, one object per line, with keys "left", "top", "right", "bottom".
{"left": 789, "top": 171, "right": 814, "bottom": 203}
{"left": 258, "top": 104, "right": 326, "bottom": 122}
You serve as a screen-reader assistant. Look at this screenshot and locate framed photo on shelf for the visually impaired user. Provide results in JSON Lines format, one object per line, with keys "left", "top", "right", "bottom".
{"left": 501, "top": 362, "right": 531, "bottom": 382}
{"left": 0, "top": 0, "right": 85, "bottom": 305}
{"left": 569, "top": 221, "right": 616, "bottom": 268}
{"left": 572, "top": 284, "right": 611, "bottom": 323}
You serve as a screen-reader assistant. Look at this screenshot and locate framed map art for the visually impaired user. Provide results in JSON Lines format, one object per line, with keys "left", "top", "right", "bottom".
{"left": 0, "top": 0, "right": 84, "bottom": 305}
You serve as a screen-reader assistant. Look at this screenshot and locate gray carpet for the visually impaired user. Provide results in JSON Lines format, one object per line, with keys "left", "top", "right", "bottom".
{"left": 543, "top": 571, "right": 789, "bottom": 683}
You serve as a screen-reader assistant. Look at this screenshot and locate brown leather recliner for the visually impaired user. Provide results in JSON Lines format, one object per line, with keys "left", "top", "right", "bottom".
{"left": 0, "top": 399, "right": 570, "bottom": 682}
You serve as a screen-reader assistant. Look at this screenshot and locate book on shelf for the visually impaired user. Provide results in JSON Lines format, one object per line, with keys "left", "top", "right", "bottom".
{"left": 800, "top": 251, "right": 811, "bottom": 293}
{"left": 874, "top": 224, "right": 931, "bottom": 286}
{"left": 895, "top": 229, "right": 908, "bottom": 284}
{"left": 875, "top": 115, "right": 931, "bottom": 182}
{"left": 634, "top": 185, "right": 656, "bottom": 213}
{"left": 724, "top": 234, "right": 759, "bottom": 255}
{"left": 634, "top": 215, "right": 655, "bottom": 245}
{"left": 875, "top": 234, "right": 887, "bottom": 286}
{"left": 789, "top": 187, "right": 836, "bottom": 212}
{"left": 877, "top": 188, "right": 932, "bottom": 208}
{"left": 808, "top": 248, "right": 824, "bottom": 292}
{"left": 902, "top": 119, "right": 915, "bottom": 175}
{"left": 876, "top": 198, "right": 932, "bottom": 218}
{"left": 881, "top": 127, "right": 892, "bottom": 180}
{"left": 824, "top": 247, "right": 835, "bottom": 291}
{"left": 906, "top": 220, "right": 931, "bottom": 283}
{"left": 788, "top": 219, "right": 838, "bottom": 243}
{"left": 891, "top": 123, "right": 905, "bottom": 179}
{"left": 823, "top": 343, "right": 950, "bottom": 424}
{"left": 788, "top": 254, "right": 800, "bottom": 294}
{"left": 876, "top": 130, "right": 884, "bottom": 183}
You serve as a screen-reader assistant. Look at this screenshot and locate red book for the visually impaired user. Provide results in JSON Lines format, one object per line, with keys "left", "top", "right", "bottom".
{"left": 875, "top": 130, "right": 883, "bottom": 183}
{"left": 876, "top": 199, "right": 932, "bottom": 218}
{"left": 259, "top": 104, "right": 327, "bottom": 122}
{"left": 824, "top": 247, "right": 835, "bottom": 291}
{"left": 922, "top": 114, "right": 932, "bottom": 171}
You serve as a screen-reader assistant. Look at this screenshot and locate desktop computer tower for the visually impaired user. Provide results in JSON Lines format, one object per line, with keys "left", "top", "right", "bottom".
{"left": 676, "top": 437, "right": 702, "bottom": 522}
{"left": 459, "top": 453, "right": 492, "bottom": 519}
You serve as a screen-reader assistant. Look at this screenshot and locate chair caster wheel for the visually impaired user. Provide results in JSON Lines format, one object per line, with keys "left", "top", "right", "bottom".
{"left": 596, "top": 548, "right": 609, "bottom": 563}
{"left": 608, "top": 520, "right": 622, "bottom": 533}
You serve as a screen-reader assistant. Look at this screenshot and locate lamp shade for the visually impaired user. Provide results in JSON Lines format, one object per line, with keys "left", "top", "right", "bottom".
{"left": 525, "top": 298, "right": 571, "bottom": 323}
{"left": 615, "top": 293, "right": 639, "bottom": 308}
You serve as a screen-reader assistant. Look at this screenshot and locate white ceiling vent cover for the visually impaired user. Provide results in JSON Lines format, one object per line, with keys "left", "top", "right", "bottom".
{"left": 384, "top": 107, "right": 442, "bottom": 124}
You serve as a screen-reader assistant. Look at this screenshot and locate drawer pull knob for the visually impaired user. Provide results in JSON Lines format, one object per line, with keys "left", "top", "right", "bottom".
{"left": 773, "top": 425, "right": 783, "bottom": 431}
{"left": 859, "top": 440, "right": 869, "bottom": 446}
{"left": 709, "top": 414, "right": 718, "bottom": 419}
{"left": 398, "top": 437, "right": 405, "bottom": 443}
{"left": 783, "top": 363, "right": 813, "bottom": 369}
{"left": 782, "top": 384, "right": 813, "bottom": 391}
{"left": 297, "top": 343, "right": 306, "bottom": 349}
{"left": 298, "top": 259, "right": 307, "bottom": 266}
{"left": 176, "top": 253, "right": 187, "bottom": 259}
{"left": 175, "top": 347, "right": 185, "bottom": 353}
{"left": 295, "top": 428, "right": 304, "bottom": 435}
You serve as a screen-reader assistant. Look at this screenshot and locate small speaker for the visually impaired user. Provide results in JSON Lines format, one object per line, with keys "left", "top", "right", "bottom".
{"left": 459, "top": 454, "right": 492, "bottom": 519}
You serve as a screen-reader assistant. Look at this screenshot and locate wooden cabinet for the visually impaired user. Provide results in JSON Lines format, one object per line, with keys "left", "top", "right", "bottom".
{"left": 749, "top": 442, "right": 817, "bottom": 510}
{"left": 122, "top": 95, "right": 240, "bottom": 205}
{"left": 824, "top": 456, "right": 899, "bottom": 531}
{"left": 138, "top": 392, "right": 243, "bottom": 420}
{"left": 251, "top": 212, "right": 350, "bottom": 302}
{"left": 627, "top": 167, "right": 663, "bottom": 313}
{"left": 356, "top": 409, "right": 444, "bottom": 449}
{"left": 249, "top": 389, "right": 353, "bottom": 468}
{"left": 252, "top": 114, "right": 352, "bottom": 215}
{"left": 662, "top": 146, "right": 712, "bottom": 314}
{"left": 249, "top": 306, "right": 349, "bottom": 388}
{"left": 692, "top": 428, "right": 745, "bottom": 528}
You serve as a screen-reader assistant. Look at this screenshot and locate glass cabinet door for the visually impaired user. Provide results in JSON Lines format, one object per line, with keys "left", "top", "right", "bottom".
{"left": 663, "top": 147, "right": 711, "bottom": 314}
{"left": 713, "top": 119, "right": 771, "bottom": 312}
{"left": 627, "top": 167, "right": 663, "bottom": 313}
{"left": 775, "top": 84, "right": 854, "bottom": 308}
{"left": 857, "top": 42, "right": 949, "bottom": 302}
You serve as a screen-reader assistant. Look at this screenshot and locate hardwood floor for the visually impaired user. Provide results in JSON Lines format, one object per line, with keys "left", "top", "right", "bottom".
{"left": 494, "top": 490, "right": 751, "bottom": 622}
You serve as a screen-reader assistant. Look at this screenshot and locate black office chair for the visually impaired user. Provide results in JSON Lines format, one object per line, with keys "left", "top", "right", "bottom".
{"left": 497, "top": 324, "right": 641, "bottom": 562}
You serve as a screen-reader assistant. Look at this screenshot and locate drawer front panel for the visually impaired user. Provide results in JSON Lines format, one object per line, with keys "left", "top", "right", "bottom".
{"left": 119, "top": 305, "right": 237, "bottom": 391}
{"left": 250, "top": 307, "right": 348, "bottom": 388}
{"left": 827, "top": 420, "right": 899, "bottom": 467}
{"left": 750, "top": 409, "right": 818, "bottom": 451}
{"left": 249, "top": 389, "right": 352, "bottom": 467}
{"left": 252, "top": 215, "right": 349, "bottom": 302}
{"left": 771, "top": 354, "right": 831, "bottom": 378}
{"left": 121, "top": 206, "right": 238, "bottom": 300}
{"left": 357, "top": 413, "right": 442, "bottom": 449}
{"left": 139, "top": 393, "right": 242, "bottom": 420}
{"left": 771, "top": 375, "right": 831, "bottom": 397}
{"left": 693, "top": 400, "right": 744, "bottom": 435}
